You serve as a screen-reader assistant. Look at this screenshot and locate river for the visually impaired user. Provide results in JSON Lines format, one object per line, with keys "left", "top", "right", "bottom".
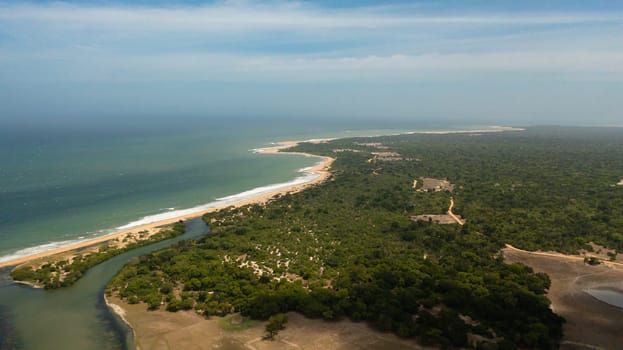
{"left": 0, "top": 218, "right": 208, "bottom": 350}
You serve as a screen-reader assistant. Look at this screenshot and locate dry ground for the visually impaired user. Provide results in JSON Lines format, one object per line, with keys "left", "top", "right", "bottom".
{"left": 411, "top": 198, "right": 464, "bottom": 226}
{"left": 410, "top": 214, "right": 458, "bottom": 224}
{"left": 110, "top": 297, "right": 431, "bottom": 350}
{"left": 503, "top": 248, "right": 623, "bottom": 350}
{"left": 416, "top": 178, "right": 454, "bottom": 193}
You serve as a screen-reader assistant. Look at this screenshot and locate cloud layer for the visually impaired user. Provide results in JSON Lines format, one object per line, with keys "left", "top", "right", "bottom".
{"left": 1, "top": 1, "right": 622, "bottom": 124}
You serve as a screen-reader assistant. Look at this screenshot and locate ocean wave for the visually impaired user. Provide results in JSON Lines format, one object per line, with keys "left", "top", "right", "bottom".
{"left": 116, "top": 167, "right": 319, "bottom": 231}
{"left": 0, "top": 161, "right": 322, "bottom": 264}
{"left": 216, "top": 173, "right": 317, "bottom": 202}
{"left": 0, "top": 238, "right": 86, "bottom": 264}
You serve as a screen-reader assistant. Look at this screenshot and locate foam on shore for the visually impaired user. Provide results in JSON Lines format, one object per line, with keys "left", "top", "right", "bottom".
{"left": 116, "top": 167, "right": 319, "bottom": 230}
{"left": 0, "top": 125, "right": 520, "bottom": 266}
{"left": 0, "top": 160, "right": 323, "bottom": 265}
{"left": 0, "top": 239, "right": 88, "bottom": 264}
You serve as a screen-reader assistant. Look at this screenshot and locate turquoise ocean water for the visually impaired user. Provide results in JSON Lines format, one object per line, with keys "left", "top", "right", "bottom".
{"left": 0, "top": 119, "right": 489, "bottom": 349}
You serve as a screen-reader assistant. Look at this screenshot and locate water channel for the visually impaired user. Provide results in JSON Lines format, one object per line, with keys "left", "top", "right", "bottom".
{"left": 0, "top": 218, "right": 208, "bottom": 350}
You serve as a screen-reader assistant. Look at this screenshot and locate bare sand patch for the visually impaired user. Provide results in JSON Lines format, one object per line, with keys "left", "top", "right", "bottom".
{"left": 410, "top": 214, "right": 457, "bottom": 225}
{"left": 416, "top": 178, "right": 454, "bottom": 192}
{"left": 411, "top": 198, "right": 464, "bottom": 226}
{"left": 369, "top": 152, "right": 403, "bottom": 162}
{"left": 107, "top": 297, "right": 430, "bottom": 350}
{"left": 503, "top": 247, "right": 623, "bottom": 350}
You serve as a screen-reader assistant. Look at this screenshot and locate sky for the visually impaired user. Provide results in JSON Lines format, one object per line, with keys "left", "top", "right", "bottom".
{"left": 0, "top": 0, "right": 622, "bottom": 127}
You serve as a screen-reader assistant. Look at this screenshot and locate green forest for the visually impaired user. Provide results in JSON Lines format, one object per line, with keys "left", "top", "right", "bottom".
{"left": 106, "top": 127, "right": 623, "bottom": 349}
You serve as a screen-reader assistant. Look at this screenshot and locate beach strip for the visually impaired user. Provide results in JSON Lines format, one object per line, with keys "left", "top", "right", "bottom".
{"left": 0, "top": 142, "right": 333, "bottom": 270}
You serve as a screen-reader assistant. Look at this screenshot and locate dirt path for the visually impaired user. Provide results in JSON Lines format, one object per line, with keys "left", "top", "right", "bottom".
{"left": 504, "top": 244, "right": 623, "bottom": 268}
{"left": 447, "top": 197, "right": 464, "bottom": 225}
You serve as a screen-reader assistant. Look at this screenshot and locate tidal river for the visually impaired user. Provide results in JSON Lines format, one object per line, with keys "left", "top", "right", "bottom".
{"left": 0, "top": 218, "right": 208, "bottom": 350}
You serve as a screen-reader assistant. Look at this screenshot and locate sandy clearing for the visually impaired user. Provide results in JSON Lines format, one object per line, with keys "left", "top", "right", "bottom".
{"left": 106, "top": 297, "right": 431, "bottom": 350}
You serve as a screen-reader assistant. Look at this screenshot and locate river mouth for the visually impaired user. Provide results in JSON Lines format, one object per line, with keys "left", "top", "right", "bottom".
{"left": 0, "top": 218, "right": 209, "bottom": 350}
{"left": 585, "top": 287, "right": 623, "bottom": 309}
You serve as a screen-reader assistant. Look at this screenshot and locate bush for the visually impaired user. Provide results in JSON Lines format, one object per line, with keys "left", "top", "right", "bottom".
{"left": 264, "top": 313, "right": 288, "bottom": 340}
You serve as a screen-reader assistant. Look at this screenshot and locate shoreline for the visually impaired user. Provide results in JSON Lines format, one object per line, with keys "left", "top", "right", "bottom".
{"left": 104, "top": 294, "right": 139, "bottom": 350}
{"left": 0, "top": 141, "right": 334, "bottom": 270}
{"left": 12, "top": 279, "right": 42, "bottom": 289}
{"left": 102, "top": 127, "right": 520, "bottom": 349}
{"left": 0, "top": 125, "right": 521, "bottom": 270}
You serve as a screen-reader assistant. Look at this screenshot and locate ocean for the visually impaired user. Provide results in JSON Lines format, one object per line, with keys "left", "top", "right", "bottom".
{"left": 0, "top": 118, "right": 486, "bottom": 349}
{"left": 0, "top": 119, "right": 424, "bottom": 262}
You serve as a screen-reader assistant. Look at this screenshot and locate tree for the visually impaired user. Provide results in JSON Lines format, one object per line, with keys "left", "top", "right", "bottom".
{"left": 584, "top": 256, "right": 601, "bottom": 265}
{"left": 264, "top": 313, "right": 288, "bottom": 340}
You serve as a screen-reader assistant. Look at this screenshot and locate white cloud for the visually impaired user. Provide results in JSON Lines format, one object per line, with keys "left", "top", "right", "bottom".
{"left": 0, "top": 2, "right": 619, "bottom": 32}
{"left": 0, "top": 2, "right": 621, "bottom": 83}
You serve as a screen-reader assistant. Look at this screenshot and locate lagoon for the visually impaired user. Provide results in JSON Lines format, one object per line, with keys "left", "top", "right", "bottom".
{"left": 585, "top": 287, "right": 623, "bottom": 310}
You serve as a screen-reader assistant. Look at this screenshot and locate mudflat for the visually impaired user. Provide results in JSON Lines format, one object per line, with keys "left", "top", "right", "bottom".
{"left": 503, "top": 248, "right": 623, "bottom": 350}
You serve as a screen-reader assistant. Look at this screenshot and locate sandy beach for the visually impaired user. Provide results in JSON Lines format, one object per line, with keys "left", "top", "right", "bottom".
{"left": 0, "top": 141, "right": 334, "bottom": 270}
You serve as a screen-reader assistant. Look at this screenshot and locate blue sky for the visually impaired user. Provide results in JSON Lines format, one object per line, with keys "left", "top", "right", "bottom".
{"left": 1, "top": 0, "right": 622, "bottom": 127}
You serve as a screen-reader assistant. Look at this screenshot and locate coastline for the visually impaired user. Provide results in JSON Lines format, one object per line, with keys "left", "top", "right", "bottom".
{"left": 0, "top": 126, "right": 521, "bottom": 270}
{"left": 102, "top": 139, "right": 334, "bottom": 350}
{"left": 102, "top": 127, "right": 524, "bottom": 350}
{"left": 0, "top": 141, "right": 334, "bottom": 270}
